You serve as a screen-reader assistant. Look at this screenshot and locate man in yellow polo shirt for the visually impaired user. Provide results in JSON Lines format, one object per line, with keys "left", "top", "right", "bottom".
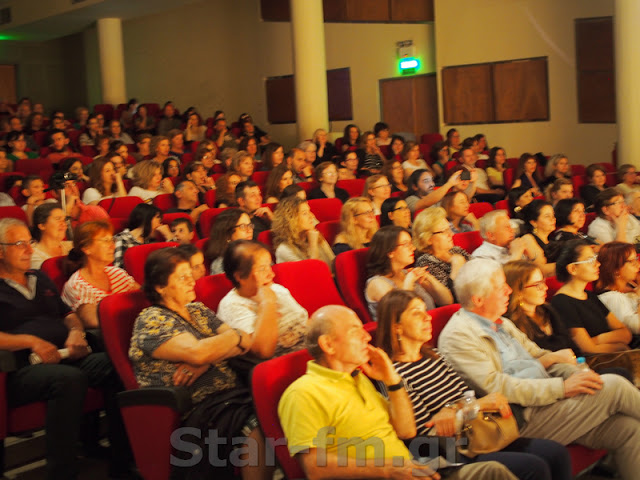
{"left": 278, "top": 305, "right": 516, "bottom": 479}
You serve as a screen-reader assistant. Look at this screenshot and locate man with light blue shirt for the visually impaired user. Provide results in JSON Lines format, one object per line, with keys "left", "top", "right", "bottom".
{"left": 438, "top": 258, "right": 640, "bottom": 480}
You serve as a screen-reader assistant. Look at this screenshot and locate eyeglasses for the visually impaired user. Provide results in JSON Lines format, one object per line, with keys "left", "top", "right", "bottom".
{"left": 524, "top": 281, "right": 546, "bottom": 291}
{"left": 396, "top": 240, "right": 413, "bottom": 249}
{"left": 606, "top": 200, "right": 624, "bottom": 207}
{"left": 420, "top": 178, "right": 434, "bottom": 184}
{"left": 232, "top": 223, "right": 254, "bottom": 232}
{"left": 392, "top": 205, "right": 409, "bottom": 212}
{"left": 432, "top": 227, "right": 453, "bottom": 236}
{"left": 323, "top": 171, "right": 337, "bottom": 177}
{"left": 177, "top": 273, "right": 195, "bottom": 283}
{"left": 372, "top": 183, "right": 391, "bottom": 189}
{"left": 95, "top": 236, "right": 116, "bottom": 244}
{"left": 0, "top": 239, "right": 37, "bottom": 249}
{"left": 354, "top": 210, "right": 375, "bottom": 217}
{"left": 570, "top": 255, "right": 598, "bottom": 266}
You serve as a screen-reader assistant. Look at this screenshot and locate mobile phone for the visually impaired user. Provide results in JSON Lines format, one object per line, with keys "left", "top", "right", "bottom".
{"left": 460, "top": 170, "right": 471, "bottom": 181}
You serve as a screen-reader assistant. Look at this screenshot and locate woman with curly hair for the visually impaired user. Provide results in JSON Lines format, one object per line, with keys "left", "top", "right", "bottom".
{"left": 272, "top": 196, "right": 334, "bottom": 266}
{"left": 264, "top": 163, "right": 293, "bottom": 204}
{"left": 129, "top": 160, "right": 174, "bottom": 202}
{"left": 332, "top": 197, "right": 378, "bottom": 255}
{"left": 229, "top": 150, "right": 254, "bottom": 181}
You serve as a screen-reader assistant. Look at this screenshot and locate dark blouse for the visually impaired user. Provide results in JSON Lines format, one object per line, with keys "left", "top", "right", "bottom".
{"left": 307, "top": 186, "right": 350, "bottom": 204}
{"left": 415, "top": 247, "right": 470, "bottom": 296}
{"left": 314, "top": 142, "right": 337, "bottom": 166}
{"left": 580, "top": 184, "right": 604, "bottom": 210}
{"left": 547, "top": 230, "right": 598, "bottom": 263}
{"left": 332, "top": 241, "right": 370, "bottom": 256}
{"left": 517, "top": 173, "right": 541, "bottom": 192}
{"left": 550, "top": 291, "right": 611, "bottom": 338}
{"left": 516, "top": 304, "right": 579, "bottom": 353}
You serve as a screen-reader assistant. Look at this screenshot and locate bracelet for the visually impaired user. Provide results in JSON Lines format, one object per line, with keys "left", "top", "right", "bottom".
{"left": 233, "top": 328, "right": 246, "bottom": 353}
{"left": 386, "top": 380, "right": 404, "bottom": 392}
{"left": 444, "top": 402, "right": 462, "bottom": 412}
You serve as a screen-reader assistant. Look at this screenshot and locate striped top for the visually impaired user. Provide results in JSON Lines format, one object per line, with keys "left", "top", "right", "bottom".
{"left": 62, "top": 266, "right": 137, "bottom": 311}
{"left": 394, "top": 352, "right": 468, "bottom": 436}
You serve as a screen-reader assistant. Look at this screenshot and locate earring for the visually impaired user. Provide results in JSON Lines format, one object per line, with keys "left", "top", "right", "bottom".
{"left": 396, "top": 333, "right": 402, "bottom": 344}
{"left": 519, "top": 297, "right": 525, "bottom": 308}
{"left": 533, "top": 227, "right": 538, "bottom": 236}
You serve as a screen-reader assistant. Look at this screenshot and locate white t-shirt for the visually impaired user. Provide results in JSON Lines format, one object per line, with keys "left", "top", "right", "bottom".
{"left": 217, "top": 283, "right": 308, "bottom": 357}
{"left": 82, "top": 187, "right": 115, "bottom": 205}
{"left": 128, "top": 186, "right": 160, "bottom": 202}
{"left": 598, "top": 291, "right": 640, "bottom": 334}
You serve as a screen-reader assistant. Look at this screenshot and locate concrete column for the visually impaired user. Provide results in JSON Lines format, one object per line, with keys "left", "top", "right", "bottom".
{"left": 96, "top": 18, "right": 126, "bottom": 105}
{"left": 615, "top": 0, "right": 640, "bottom": 167}
{"left": 290, "top": 0, "right": 329, "bottom": 141}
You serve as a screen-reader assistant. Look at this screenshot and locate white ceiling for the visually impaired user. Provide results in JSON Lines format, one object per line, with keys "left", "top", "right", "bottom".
{"left": 0, "top": 0, "right": 205, "bottom": 41}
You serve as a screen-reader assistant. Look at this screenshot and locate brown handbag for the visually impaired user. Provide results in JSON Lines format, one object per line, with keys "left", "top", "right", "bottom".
{"left": 456, "top": 411, "right": 520, "bottom": 458}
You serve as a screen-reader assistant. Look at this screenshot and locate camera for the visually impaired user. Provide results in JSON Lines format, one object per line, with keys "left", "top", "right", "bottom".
{"left": 47, "top": 171, "right": 78, "bottom": 192}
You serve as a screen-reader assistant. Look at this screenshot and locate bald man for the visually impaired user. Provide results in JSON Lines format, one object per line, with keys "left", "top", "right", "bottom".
{"left": 277, "top": 305, "right": 516, "bottom": 480}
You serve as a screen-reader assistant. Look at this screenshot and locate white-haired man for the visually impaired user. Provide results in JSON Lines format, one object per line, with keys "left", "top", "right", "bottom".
{"left": 438, "top": 258, "right": 640, "bottom": 480}
{"left": 278, "top": 304, "right": 517, "bottom": 479}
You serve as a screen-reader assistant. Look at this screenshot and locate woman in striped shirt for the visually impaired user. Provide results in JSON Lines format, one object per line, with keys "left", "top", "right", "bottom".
{"left": 376, "top": 289, "right": 572, "bottom": 480}
{"left": 62, "top": 220, "right": 139, "bottom": 328}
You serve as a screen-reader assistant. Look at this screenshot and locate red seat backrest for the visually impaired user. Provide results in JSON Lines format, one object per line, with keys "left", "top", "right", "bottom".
{"left": 162, "top": 213, "right": 198, "bottom": 241}
{"left": 581, "top": 212, "right": 596, "bottom": 234}
{"left": 98, "top": 196, "right": 143, "bottom": 219}
{"left": 0, "top": 172, "right": 24, "bottom": 193}
{"left": 199, "top": 207, "right": 232, "bottom": 238}
{"left": 571, "top": 164, "right": 586, "bottom": 177}
{"left": 468, "top": 202, "right": 493, "bottom": 219}
{"left": 308, "top": 198, "right": 343, "bottom": 223}
{"left": 14, "top": 158, "right": 53, "bottom": 178}
{"left": 98, "top": 290, "right": 151, "bottom": 391}
{"left": 572, "top": 175, "right": 586, "bottom": 199}
{"left": 257, "top": 229, "right": 274, "bottom": 254}
{"left": 428, "top": 304, "right": 461, "bottom": 346}
{"left": 40, "top": 255, "right": 69, "bottom": 293}
{"left": 33, "top": 130, "right": 48, "bottom": 147}
{"left": 273, "top": 259, "right": 345, "bottom": 316}
{"left": 194, "top": 273, "right": 234, "bottom": 312}
{"left": 494, "top": 199, "right": 509, "bottom": 212}
{"left": 204, "top": 189, "right": 217, "bottom": 208}
{"left": 0, "top": 206, "right": 28, "bottom": 224}
{"left": 251, "top": 349, "right": 312, "bottom": 480}
{"left": 504, "top": 168, "right": 514, "bottom": 190}
{"left": 251, "top": 170, "right": 269, "bottom": 187}
{"left": 153, "top": 193, "right": 177, "bottom": 212}
{"left": 316, "top": 220, "right": 341, "bottom": 246}
{"left": 123, "top": 242, "right": 179, "bottom": 284}
{"left": 334, "top": 247, "right": 372, "bottom": 323}
{"left": 336, "top": 179, "right": 366, "bottom": 198}
{"left": 421, "top": 133, "right": 444, "bottom": 145}
{"left": 80, "top": 145, "right": 97, "bottom": 157}
{"left": 109, "top": 217, "right": 129, "bottom": 234}
{"left": 545, "top": 276, "right": 564, "bottom": 297}
{"left": 452, "top": 231, "right": 483, "bottom": 254}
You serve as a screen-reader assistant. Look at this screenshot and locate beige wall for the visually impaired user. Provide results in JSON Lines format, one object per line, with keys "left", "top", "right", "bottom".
{"left": 120, "top": 0, "right": 433, "bottom": 148}
{"left": 434, "top": 0, "right": 615, "bottom": 166}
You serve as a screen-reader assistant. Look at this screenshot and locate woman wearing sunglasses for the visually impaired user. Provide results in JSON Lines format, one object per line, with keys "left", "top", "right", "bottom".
{"left": 550, "top": 240, "right": 636, "bottom": 354}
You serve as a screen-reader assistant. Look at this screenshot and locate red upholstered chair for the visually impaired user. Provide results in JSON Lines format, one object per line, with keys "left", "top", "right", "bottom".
{"left": 297, "top": 181, "right": 316, "bottom": 194}
{"left": 598, "top": 162, "right": 615, "bottom": 173}
{"left": 14, "top": 158, "right": 53, "bottom": 179}
{"left": 80, "top": 145, "right": 97, "bottom": 157}
{"left": 109, "top": 217, "right": 129, "bottom": 234}
{"left": 153, "top": 193, "right": 177, "bottom": 212}
{"left": 40, "top": 255, "right": 69, "bottom": 293}
{"left": 98, "top": 196, "right": 143, "bottom": 219}
{"left": 427, "top": 304, "right": 461, "bottom": 346}
{"left": 336, "top": 179, "right": 366, "bottom": 198}
{"left": 98, "top": 291, "right": 192, "bottom": 480}
{"left": 581, "top": 212, "right": 596, "bottom": 234}
{"left": 503, "top": 168, "right": 515, "bottom": 190}
{"left": 605, "top": 173, "right": 616, "bottom": 187}
{"left": 194, "top": 273, "right": 234, "bottom": 312}
{"left": 273, "top": 259, "right": 345, "bottom": 315}
{"left": 257, "top": 229, "right": 274, "bottom": 255}
{"left": 162, "top": 213, "right": 198, "bottom": 242}
{"left": 251, "top": 349, "right": 313, "bottom": 480}
{"left": 421, "top": 133, "right": 444, "bottom": 145}
{"left": 316, "top": 220, "right": 341, "bottom": 246}
{"left": 33, "top": 130, "right": 48, "bottom": 147}
{"left": 199, "top": 207, "right": 232, "bottom": 238}
{"left": 571, "top": 164, "right": 586, "bottom": 177}
{"left": 251, "top": 170, "right": 269, "bottom": 187}
{"left": 93, "top": 104, "right": 114, "bottom": 122}
{"left": 452, "top": 231, "right": 483, "bottom": 254}
{"left": 545, "top": 276, "right": 564, "bottom": 297}
{"left": 0, "top": 172, "right": 24, "bottom": 192}
{"left": 123, "top": 242, "right": 179, "bottom": 284}
{"left": 181, "top": 153, "right": 194, "bottom": 166}
{"left": 0, "top": 206, "right": 27, "bottom": 224}
{"left": 494, "top": 199, "right": 509, "bottom": 212}
{"left": 572, "top": 175, "right": 586, "bottom": 199}
{"left": 308, "top": 198, "right": 343, "bottom": 223}
{"left": 506, "top": 158, "right": 519, "bottom": 170}
{"left": 205, "top": 189, "right": 217, "bottom": 208}
{"left": 334, "top": 247, "right": 372, "bottom": 323}
{"left": 468, "top": 202, "right": 493, "bottom": 219}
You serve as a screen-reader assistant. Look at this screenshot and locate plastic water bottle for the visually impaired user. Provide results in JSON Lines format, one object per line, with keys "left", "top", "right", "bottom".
{"left": 455, "top": 390, "right": 480, "bottom": 433}
{"left": 576, "top": 356, "right": 590, "bottom": 372}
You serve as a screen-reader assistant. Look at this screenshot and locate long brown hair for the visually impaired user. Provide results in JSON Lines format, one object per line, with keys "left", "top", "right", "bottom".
{"left": 504, "top": 260, "right": 552, "bottom": 340}
{"left": 376, "top": 289, "right": 438, "bottom": 360}
{"left": 595, "top": 242, "right": 636, "bottom": 292}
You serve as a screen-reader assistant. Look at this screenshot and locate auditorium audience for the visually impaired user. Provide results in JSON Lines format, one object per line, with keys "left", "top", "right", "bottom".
{"left": 130, "top": 247, "right": 273, "bottom": 480}
{"left": 401, "top": 141, "right": 428, "bottom": 179}
{"left": 108, "top": 119, "right": 134, "bottom": 145}
{"left": 442, "top": 190, "right": 479, "bottom": 233}
{"left": 261, "top": 142, "right": 284, "bottom": 170}
{"left": 486, "top": 146, "right": 507, "bottom": 188}
{"left": 337, "top": 150, "right": 359, "bottom": 180}
{"left": 429, "top": 141, "right": 449, "bottom": 185}
{"left": 582, "top": 164, "right": 608, "bottom": 210}
{"left": 511, "top": 153, "right": 542, "bottom": 196}
{"left": 312, "top": 128, "right": 336, "bottom": 165}
{"left": 82, "top": 155, "right": 127, "bottom": 205}
{"left": 545, "top": 178, "right": 573, "bottom": 206}
{"left": 340, "top": 124, "right": 360, "bottom": 152}
{"left": 616, "top": 164, "right": 640, "bottom": 195}
{"left": 129, "top": 160, "right": 174, "bottom": 201}
{"left": 206, "top": 209, "right": 254, "bottom": 275}
{"left": 390, "top": 134, "right": 405, "bottom": 160}
{"left": 148, "top": 135, "right": 171, "bottom": 164}
{"left": 6, "top": 131, "right": 38, "bottom": 161}
{"left": 156, "top": 101, "right": 182, "bottom": 136}
{"left": 183, "top": 112, "right": 206, "bottom": 143}
{"left": 272, "top": 196, "right": 334, "bottom": 266}
{"left": 214, "top": 172, "right": 241, "bottom": 208}
{"left": 332, "top": 197, "right": 378, "bottom": 255}
{"left": 363, "top": 174, "right": 391, "bottom": 215}
{"left": 542, "top": 154, "right": 571, "bottom": 188}
{"left": 167, "top": 180, "right": 209, "bottom": 224}
{"left": 405, "top": 168, "right": 464, "bottom": 214}
{"left": 62, "top": 220, "right": 138, "bottom": 328}
{"left": 218, "top": 240, "right": 307, "bottom": 358}
{"left": 380, "top": 197, "right": 411, "bottom": 229}
{"left": 445, "top": 127, "right": 461, "bottom": 155}
{"left": 167, "top": 129, "right": 185, "bottom": 159}
{"left": 382, "top": 159, "right": 408, "bottom": 194}
{"left": 588, "top": 188, "right": 640, "bottom": 244}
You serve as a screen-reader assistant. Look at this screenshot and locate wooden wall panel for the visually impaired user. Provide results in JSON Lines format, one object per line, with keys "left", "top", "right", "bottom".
{"left": 442, "top": 65, "right": 493, "bottom": 124}
{"left": 260, "top": 0, "right": 290, "bottom": 22}
{"left": 323, "top": 0, "right": 348, "bottom": 21}
{"left": 380, "top": 74, "right": 438, "bottom": 137}
{"left": 0, "top": 65, "right": 16, "bottom": 104}
{"left": 493, "top": 58, "right": 549, "bottom": 122}
{"left": 266, "top": 76, "right": 296, "bottom": 124}
{"left": 576, "top": 17, "right": 615, "bottom": 123}
{"left": 413, "top": 74, "right": 438, "bottom": 135}
{"left": 391, "top": 0, "right": 434, "bottom": 22}
{"left": 327, "top": 68, "right": 353, "bottom": 121}
{"left": 345, "top": 0, "right": 389, "bottom": 22}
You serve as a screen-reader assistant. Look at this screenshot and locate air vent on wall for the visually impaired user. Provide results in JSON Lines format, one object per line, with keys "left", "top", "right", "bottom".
{"left": 0, "top": 8, "right": 11, "bottom": 26}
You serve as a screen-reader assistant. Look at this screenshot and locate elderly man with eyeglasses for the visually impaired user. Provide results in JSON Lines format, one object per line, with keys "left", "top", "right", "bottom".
{"left": 438, "top": 258, "right": 640, "bottom": 480}
{"left": 0, "top": 218, "right": 134, "bottom": 479}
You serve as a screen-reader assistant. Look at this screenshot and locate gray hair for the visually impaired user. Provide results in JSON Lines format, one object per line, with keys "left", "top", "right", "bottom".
{"left": 175, "top": 180, "right": 196, "bottom": 194}
{"left": 298, "top": 140, "right": 315, "bottom": 152}
{"left": 306, "top": 305, "right": 351, "bottom": 360}
{"left": 454, "top": 258, "right": 503, "bottom": 308}
{"left": 479, "top": 209, "right": 509, "bottom": 240}
{"left": 0, "top": 218, "right": 27, "bottom": 248}
{"left": 625, "top": 190, "right": 640, "bottom": 206}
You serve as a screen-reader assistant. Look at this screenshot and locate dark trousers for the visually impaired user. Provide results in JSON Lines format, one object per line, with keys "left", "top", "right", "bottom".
{"left": 7, "top": 353, "right": 131, "bottom": 480}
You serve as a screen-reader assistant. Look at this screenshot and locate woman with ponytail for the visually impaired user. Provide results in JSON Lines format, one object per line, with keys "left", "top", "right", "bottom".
{"left": 62, "top": 220, "right": 139, "bottom": 328}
